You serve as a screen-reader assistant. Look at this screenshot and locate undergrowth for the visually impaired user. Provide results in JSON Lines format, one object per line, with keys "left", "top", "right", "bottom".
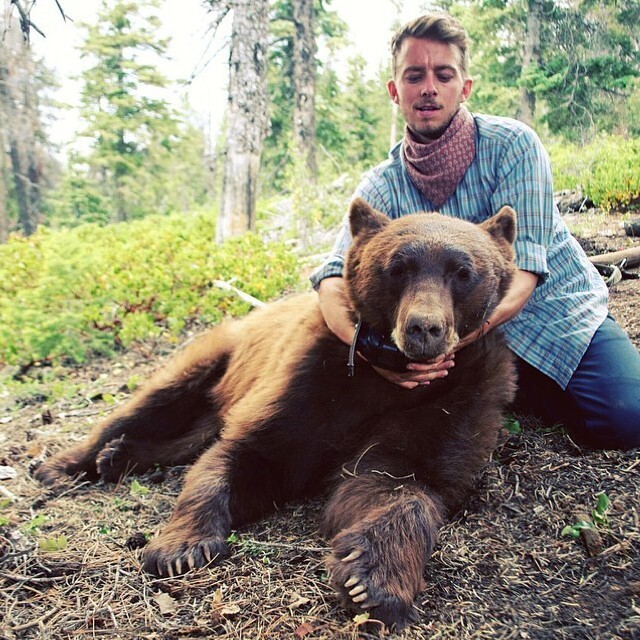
{"left": 548, "top": 134, "right": 640, "bottom": 211}
{"left": 0, "top": 210, "right": 303, "bottom": 368}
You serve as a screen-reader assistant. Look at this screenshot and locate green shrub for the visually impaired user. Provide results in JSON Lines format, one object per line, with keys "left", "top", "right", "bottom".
{"left": 0, "top": 211, "right": 303, "bottom": 367}
{"left": 548, "top": 135, "right": 640, "bottom": 211}
{"left": 582, "top": 137, "right": 640, "bottom": 211}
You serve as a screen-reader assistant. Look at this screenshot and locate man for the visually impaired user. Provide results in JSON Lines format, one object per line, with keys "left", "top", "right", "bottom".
{"left": 310, "top": 13, "right": 640, "bottom": 450}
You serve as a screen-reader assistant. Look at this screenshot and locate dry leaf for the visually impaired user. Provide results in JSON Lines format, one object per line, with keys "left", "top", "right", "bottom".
{"left": 294, "top": 622, "right": 315, "bottom": 637}
{"left": 0, "top": 466, "right": 17, "bottom": 481}
{"left": 288, "top": 592, "right": 311, "bottom": 609}
{"left": 153, "top": 592, "right": 178, "bottom": 616}
{"left": 220, "top": 603, "right": 241, "bottom": 617}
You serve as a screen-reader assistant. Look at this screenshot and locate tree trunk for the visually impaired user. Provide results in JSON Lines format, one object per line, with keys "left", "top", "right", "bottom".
{"left": 292, "top": 0, "right": 317, "bottom": 180}
{"left": 217, "top": 0, "right": 270, "bottom": 243}
{"left": 0, "top": 27, "right": 42, "bottom": 237}
{"left": 518, "top": 0, "right": 542, "bottom": 126}
{"left": 0, "top": 123, "right": 9, "bottom": 242}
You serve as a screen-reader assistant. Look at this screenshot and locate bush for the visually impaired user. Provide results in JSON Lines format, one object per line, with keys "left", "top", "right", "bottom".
{"left": 548, "top": 135, "right": 640, "bottom": 211}
{"left": 0, "top": 211, "right": 303, "bottom": 367}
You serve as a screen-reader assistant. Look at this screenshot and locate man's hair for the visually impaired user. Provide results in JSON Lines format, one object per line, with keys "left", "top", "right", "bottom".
{"left": 390, "top": 13, "right": 471, "bottom": 78}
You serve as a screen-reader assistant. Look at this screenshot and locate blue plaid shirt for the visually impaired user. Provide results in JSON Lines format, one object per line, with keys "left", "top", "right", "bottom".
{"left": 310, "top": 114, "right": 609, "bottom": 389}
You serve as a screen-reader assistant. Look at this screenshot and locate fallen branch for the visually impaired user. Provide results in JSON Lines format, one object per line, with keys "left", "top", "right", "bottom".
{"left": 588, "top": 247, "right": 640, "bottom": 268}
{"left": 211, "top": 280, "right": 265, "bottom": 308}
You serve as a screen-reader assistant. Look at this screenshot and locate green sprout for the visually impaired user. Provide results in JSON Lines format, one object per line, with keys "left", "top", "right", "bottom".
{"left": 561, "top": 492, "right": 610, "bottom": 538}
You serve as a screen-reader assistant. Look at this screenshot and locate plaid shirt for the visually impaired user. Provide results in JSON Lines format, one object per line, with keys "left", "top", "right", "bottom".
{"left": 310, "top": 114, "right": 609, "bottom": 389}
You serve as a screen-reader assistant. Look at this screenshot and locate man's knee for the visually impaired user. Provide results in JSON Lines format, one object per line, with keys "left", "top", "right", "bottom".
{"left": 576, "top": 393, "right": 640, "bottom": 450}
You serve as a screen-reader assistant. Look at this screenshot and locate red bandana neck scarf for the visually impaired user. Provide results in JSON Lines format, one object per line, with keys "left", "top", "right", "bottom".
{"left": 402, "top": 106, "right": 476, "bottom": 209}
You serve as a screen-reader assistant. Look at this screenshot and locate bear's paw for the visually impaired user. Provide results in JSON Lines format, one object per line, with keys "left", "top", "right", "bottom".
{"left": 326, "top": 528, "right": 420, "bottom": 631}
{"left": 142, "top": 531, "right": 229, "bottom": 577}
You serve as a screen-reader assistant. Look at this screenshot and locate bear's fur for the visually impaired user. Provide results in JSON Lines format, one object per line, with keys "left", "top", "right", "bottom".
{"left": 36, "top": 198, "right": 518, "bottom": 630}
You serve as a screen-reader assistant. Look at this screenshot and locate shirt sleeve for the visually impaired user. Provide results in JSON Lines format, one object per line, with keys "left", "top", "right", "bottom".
{"left": 308, "top": 172, "right": 395, "bottom": 290}
{"left": 489, "top": 126, "right": 554, "bottom": 282}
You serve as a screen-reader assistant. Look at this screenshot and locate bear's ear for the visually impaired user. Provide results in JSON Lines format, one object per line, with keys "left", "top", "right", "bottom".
{"left": 482, "top": 206, "right": 516, "bottom": 245}
{"left": 349, "top": 197, "right": 390, "bottom": 240}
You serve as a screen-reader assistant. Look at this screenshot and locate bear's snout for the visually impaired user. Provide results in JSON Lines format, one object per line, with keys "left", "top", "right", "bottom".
{"left": 393, "top": 310, "right": 458, "bottom": 360}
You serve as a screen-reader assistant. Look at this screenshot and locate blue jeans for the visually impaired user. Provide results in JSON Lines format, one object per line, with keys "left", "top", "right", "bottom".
{"left": 515, "top": 315, "right": 640, "bottom": 450}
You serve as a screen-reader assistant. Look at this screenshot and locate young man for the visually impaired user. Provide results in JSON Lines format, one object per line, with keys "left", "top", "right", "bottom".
{"left": 310, "top": 13, "right": 640, "bottom": 450}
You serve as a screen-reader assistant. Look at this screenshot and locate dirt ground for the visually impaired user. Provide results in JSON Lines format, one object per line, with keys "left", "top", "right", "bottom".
{"left": 0, "top": 213, "right": 639, "bottom": 640}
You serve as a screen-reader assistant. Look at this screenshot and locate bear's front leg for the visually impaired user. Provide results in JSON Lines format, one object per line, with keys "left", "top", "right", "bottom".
{"left": 142, "top": 440, "right": 236, "bottom": 576}
{"left": 322, "top": 472, "right": 444, "bottom": 631}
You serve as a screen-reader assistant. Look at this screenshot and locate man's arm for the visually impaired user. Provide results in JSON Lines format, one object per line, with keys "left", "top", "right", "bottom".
{"left": 454, "top": 268, "right": 539, "bottom": 351}
{"left": 317, "top": 277, "right": 356, "bottom": 345}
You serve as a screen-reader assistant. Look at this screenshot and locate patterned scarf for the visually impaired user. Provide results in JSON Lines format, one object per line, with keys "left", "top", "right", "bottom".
{"left": 403, "top": 106, "right": 476, "bottom": 209}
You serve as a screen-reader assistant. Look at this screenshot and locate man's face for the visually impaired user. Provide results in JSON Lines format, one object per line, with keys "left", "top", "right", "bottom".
{"left": 388, "top": 37, "right": 473, "bottom": 143}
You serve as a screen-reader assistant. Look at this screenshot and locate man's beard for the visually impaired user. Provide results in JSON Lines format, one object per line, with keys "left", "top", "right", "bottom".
{"left": 413, "top": 106, "right": 460, "bottom": 141}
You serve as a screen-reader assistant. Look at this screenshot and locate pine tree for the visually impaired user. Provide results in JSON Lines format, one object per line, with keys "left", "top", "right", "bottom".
{"left": 75, "top": 0, "right": 202, "bottom": 222}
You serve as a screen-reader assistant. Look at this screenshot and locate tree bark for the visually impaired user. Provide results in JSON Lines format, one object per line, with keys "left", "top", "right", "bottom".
{"left": 217, "top": 0, "right": 270, "bottom": 243}
{"left": 0, "top": 26, "right": 42, "bottom": 237}
{"left": 292, "top": 0, "right": 317, "bottom": 180}
{"left": 518, "top": 0, "right": 542, "bottom": 126}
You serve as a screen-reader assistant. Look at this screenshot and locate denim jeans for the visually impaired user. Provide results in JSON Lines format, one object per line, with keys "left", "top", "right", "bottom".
{"left": 514, "top": 315, "right": 640, "bottom": 450}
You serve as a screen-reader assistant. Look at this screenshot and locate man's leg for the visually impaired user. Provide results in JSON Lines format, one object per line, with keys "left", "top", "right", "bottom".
{"left": 515, "top": 315, "right": 640, "bottom": 450}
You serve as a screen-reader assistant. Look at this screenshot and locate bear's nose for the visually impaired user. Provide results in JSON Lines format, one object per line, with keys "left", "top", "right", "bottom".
{"left": 396, "top": 312, "right": 452, "bottom": 359}
{"left": 407, "top": 315, "right": 445, "bottom": 340}
{"left": 409, "top": 322, "right": 444, "bottom": 338}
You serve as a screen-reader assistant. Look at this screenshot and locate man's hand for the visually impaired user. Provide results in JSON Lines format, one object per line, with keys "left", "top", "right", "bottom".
{"left": 374, "top": 354, "right": 456, "bottom": 390}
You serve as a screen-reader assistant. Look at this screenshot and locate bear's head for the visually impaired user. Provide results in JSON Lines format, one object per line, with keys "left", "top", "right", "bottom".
{"left": 344, "top": 198, "right": 517, "bottom": 361}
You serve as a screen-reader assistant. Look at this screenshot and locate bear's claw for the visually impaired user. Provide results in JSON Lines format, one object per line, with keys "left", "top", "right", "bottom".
{"left": 327, "top": 529, "right": 417, "bottom": 629}
{"left": 96, "top": 437, "right": 135, "bottom": 483}
{"left": 143, "top": 537, "right": 228, "bottom": 577}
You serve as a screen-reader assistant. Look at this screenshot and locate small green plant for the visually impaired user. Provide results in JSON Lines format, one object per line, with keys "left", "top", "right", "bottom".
{"left": 38, "top": 535, "right": 68, "bottom": 553}
{"left": 22, "top": 514, "right": 48, "bottom": 534}
{"left": 0, "top": 499, "right": 10, "bottom": 527}
{"left": 591, "top": 492, "right": 610, "bottom": 527}
{"left": 126, "top": 374, "right": 142, "bottom": 392}
{"left": 129, "top": 479, "right": 150, "bottom": 496}
{"left": 227, "top": 532, "right": 277, "bottom": 564}
{"left": 0, "top": 210, "right": 303, "bottom": 369}
{"left": 561, "top": 492, "right": 610, "bottom": 538}
{"left": 503, "top": 415, "right": 521, "bottom": 434}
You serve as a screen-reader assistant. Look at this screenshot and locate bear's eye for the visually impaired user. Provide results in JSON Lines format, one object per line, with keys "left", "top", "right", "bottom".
{"left": 388, "top": 255, "right": 418, "bottom": 278}
{"left": 456, "top": 266, "right": 472, "bottom": 281}
{"left": 389, "top": 263, "right": 405, "bottom": 278}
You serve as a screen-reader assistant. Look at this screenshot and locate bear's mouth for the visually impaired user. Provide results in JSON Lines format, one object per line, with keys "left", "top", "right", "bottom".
{"left": 392, "top": 328, "right": 459, "bottom": 362}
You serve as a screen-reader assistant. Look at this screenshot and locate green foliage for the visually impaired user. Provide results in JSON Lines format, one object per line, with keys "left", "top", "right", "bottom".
{"left": 529, "top": 0, "right": 639, "bottom": 139}
{"left": 582, "top": 138, "right": 640, "bottom": 211}
{"left": 547, "top": 135, "right": 640, "bottom": 210}
{"left": 449, "top": 0, "right": 639, "bottom": 140}
{"left": 561, "top": 492, "right": 610, "bottom": 538}
{"left": 38, "top": 535, "right": 69, "bottom": 553}
{"left": 22, "top": 514, "right": 48, "bottom": 534}
{"left": 0, "top": 210, "right": 302, "bottom": 367}
{"left": 503, "top": 415, "right": 522, "bottom": 434}
{"left": 129, "top": 479, "right": 150, "bottom": 497}
{"left": 452, "top": 0, "right": 522, "bottom": 116}
{"left": 69, "top": 0, "right": 209, "bottom": 224}
{"left": 264, "top": 0, "right": 350, "bottom": 191}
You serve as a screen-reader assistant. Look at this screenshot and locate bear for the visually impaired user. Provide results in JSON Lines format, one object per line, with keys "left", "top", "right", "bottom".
{"left": 35, "top": 198, "right": 517, "bottom": 631}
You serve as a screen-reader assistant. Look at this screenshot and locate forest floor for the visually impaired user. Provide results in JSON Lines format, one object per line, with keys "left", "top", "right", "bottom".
{"left": 0, "top": 211, "right": 639, "bottom": 640}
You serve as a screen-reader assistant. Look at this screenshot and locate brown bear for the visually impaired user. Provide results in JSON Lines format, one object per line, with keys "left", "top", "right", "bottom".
{"left": 35, "top": 198, "right": 517, "bottom": 630}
